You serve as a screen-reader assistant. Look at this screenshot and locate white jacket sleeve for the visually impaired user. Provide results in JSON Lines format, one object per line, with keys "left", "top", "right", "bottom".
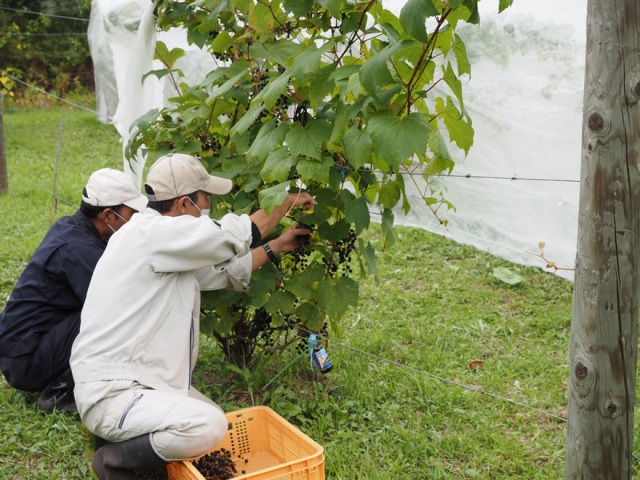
{"left": 194, "top": 252, "right": 253, "bottom": 292}
{"left": 149, "top": 213, "right": 253, "bottom": 273}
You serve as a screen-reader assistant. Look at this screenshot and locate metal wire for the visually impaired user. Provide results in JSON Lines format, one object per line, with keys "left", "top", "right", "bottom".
{"left": 0, "top": 6, "right": 90, "bottom": 22}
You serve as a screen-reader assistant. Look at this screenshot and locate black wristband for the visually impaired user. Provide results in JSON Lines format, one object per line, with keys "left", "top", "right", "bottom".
{"left": 250, "top": 222, "right": 262, "bottom": 248}
{"left": 262, "top": 243, "right": 279, "bottom": 264}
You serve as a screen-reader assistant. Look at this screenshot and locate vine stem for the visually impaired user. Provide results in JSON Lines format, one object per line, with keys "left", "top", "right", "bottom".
{"left": 525, "top": 249, "right": 575, "bottom": 272}
{"left": 405, "top": 8, "right": 452, "bottom": 115}
{"left": 154, "top": 47, "right": 182, "bottom": 97}
{"left": 335, "top": 0, "right": 377, "bottom": 64}
{"left": 399, "top": 163, "right": 447, "bottom": 226}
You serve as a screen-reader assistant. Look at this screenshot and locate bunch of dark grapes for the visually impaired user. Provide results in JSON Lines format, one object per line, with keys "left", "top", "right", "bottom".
{"left": 253, "top": 308, "right": 276, "bottom": 352}
{"left": 193, "top": 448, "right": 237, "bottom": 480}
{"left": 323, "top": 229, "right": 357, "bottom": 277}
{"left": 274, "top": 94, "right": 290, "bottom": 124}
{"left": 201, "top": 137, "right": 221, "bottom": 156}
{"left": 213, "top": 50, "right": 233, "bottom": 62}
{"left": 294, "top": 102, "right": 310, "bottom": 126}
{"left": 274, "top": 20, "right": 294, "bottom": 38}
{"left": 290, "top": 223, "right": 315, "bottom": 272}
{"left": 210, "top": 32, "right": 233, "bottom": 62}
{"left": 295, "top": 336, "right": 308, "bottom": 355}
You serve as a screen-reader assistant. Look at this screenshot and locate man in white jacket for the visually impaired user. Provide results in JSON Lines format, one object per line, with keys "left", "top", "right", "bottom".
{"left": 70, "top": 153, "right": 314, "bottom": 479}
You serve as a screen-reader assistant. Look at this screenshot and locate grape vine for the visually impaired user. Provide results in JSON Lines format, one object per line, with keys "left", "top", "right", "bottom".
{"left": 129, "top": 0, "right": 512, "bottom": 368}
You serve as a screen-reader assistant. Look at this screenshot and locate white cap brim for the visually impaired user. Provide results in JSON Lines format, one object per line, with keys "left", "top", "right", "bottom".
{"left": 122, "top": 194, "right": 149, "bottom": 212}
{"left": 202, "top": 176, "right": 233, "bottom": 195}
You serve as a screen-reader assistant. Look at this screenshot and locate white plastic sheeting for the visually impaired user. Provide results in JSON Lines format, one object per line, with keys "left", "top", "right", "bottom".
{"left": 88, "top": 0, "right": 586, "bottom": 279}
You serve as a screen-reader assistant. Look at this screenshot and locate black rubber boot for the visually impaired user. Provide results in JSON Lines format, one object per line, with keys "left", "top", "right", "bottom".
{"left": 37, "top": 367, "right": 77, "bottom": 414}
{"left": 89, "top": 432, "right": 113, "bottom": 454}
{"left": 91, "top": 434, "right": 167, "bottom": 480}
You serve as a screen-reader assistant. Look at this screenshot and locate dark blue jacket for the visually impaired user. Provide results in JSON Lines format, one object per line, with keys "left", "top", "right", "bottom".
{"left": 0, "top": 210, "right": 106, "bottom": 357}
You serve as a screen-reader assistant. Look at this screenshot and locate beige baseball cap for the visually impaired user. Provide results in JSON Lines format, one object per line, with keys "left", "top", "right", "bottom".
{"left": 145, "top": 153, "right": 233, "bottom": 201}
{"left": 82, "top": 168, "right": 148, "bottom": 212}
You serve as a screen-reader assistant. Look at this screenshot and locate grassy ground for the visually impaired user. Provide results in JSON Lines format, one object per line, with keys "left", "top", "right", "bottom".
{"left": 0, "top": 107, "right": 637, "bottom": 479}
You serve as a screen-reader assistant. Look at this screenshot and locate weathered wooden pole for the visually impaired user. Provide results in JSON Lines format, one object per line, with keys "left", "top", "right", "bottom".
{"left": 0, "top": 92, "right": 8, "bottom": 194}
{"left": 565, "top": 0, "right": 640, "bottom": 478}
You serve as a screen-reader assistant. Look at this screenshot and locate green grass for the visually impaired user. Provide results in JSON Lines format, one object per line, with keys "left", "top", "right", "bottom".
{"left": 0, "top": 106, "right": 638, "bottom": 479}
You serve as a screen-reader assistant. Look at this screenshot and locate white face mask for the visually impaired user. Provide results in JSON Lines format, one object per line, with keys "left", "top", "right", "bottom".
{"left": 113, "top": 210, "right": 129, "bottom": 223}
{"left": 188, "top": 197, "right": 210, "bottom": 217}
{"left": 106, "top": 209, "right": 130, "bottom": 236}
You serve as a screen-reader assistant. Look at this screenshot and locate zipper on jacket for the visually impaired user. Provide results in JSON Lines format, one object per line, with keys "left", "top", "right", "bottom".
{"left": 118, "top": 393, "right": 144, "bottom": 429}
{"left": 188, "top": 318, "right": 194, "bottom": 388}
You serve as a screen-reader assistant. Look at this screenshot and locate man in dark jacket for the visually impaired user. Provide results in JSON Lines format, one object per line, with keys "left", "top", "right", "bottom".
{"left": 0, "top": 168, "right": 147, "bottom": 413}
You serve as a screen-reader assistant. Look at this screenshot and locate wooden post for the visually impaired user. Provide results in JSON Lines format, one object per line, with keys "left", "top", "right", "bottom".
{"left": 0, "top": 92, "right": 8, "bottom": 194}
{"left": 565, "top": 0, "right": 640, "bottom": 478}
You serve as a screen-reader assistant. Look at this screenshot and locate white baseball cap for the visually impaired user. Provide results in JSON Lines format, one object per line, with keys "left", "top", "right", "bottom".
{"left": 145, "top": 153, "right": 233, "bottom": 201}
{"left": 82, "top": 168, "right": 148, "bottom": 212}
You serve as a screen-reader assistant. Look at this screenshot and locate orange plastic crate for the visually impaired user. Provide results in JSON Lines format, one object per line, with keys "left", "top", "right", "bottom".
{"left": 167, "top": 406, "right": 325, "bottom": 480}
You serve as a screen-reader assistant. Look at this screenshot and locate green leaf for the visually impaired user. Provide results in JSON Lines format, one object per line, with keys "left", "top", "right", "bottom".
{"left": 261, "top": 147, "right": 295, "bottom": 183}
{"left": 358, "top": 238, "right": 377, "bottom": 276}
{"left": 378, "top": 181, "right": 401, "bottom": 209}
{"left": 317, "top": 219, "right": 351, "bottom": 242}
{"left": 284, "top": 0, "right": 314, "bottom": 17}
{"left": 344, "top": 126, "right": 373, "bottom": 170}
{"left": 187, "top": 28, "right": 210, "bottom": 49}
{"left": 498, "top": 0, "right": 513, "bottom": 13}
{"left": 492, "top": 267, "right": 524, "bottom": 286}
{"left": 232, "top": 0, "right": 251, "bottom": 12}
{"left": 206, "top": 70, "right": 248, "bottom": 103}
{"left": 399, "top": 0, "right": 439, "bottom": 43}
{"left": 258, "top": 182, "right": 290, "bottom": 212}
{"left": 435, "top": 97, "right": 474, "bottom": 155}
{"left": 452, "top": 34, "right": 471, "bottom": 76}
{"left": 428, "top": 129, "right": 451, "bottom": 163}
{"left": 211, "top": 30, "right": 233, "bottom": 53}
{"left": 254, "top": 38, "right": 304, "bottom": 66}
{"left": 295, "top": 301, "right": 324, "bottom": 331}
{"left": 286, "top": 120, "right": 332, "bottom": 160}
{"left": 254, "top": 71, "right": 292, "bottom": 109}
{"left": 446, "top": 4, "right": 471, "bottom": 28}
{"left": 330, "top": 64, "right": 361, "bottom": 83}
{"left": 317, "top": 0, "right": 343, "bottom": 17}
{"left": 297, "top": 156, "right": 333, "bottom": 184}
{"left": 264, "top": 289, "right": 297, "bottom": 315}
{"left": 291, "top": 44, "right": 323, "bottom": 77}
{"left": 131, "top": 108, "right": 160, "bottom": 133}
{"left": 328, "top": 100, "right": 348, "bottom": 147}
{"left": 444, "top": 62, "right": 464, "bottom": 112}
{"left": 142, "top": 68, "right": 170, "bottom": 83}
{"left": 318, "top": 276, "right": 359, "bottom": 320}
{"left": 367, "top": 110, "right": 432, "bottom": 168}
{"left": 381, "top": 208, "right": 395, "bottom": 248}
{"left": 359, "top": 45, "right": 396, "bottom": 101}
{"left": 463, "top": 0, "right": 481, "bottom": 24}
{"left": 285, "top": 263, "right": 324, "bottom": 299}
{"left": 246, "top": 264, "right": 279, "bottom": 299}
{"left": 230, "top": 103, "right": 265, "bottom": 137}
{"left": 342, "top": 191, "right": 370, "bottom": 234}
{"left": 154, "top": 41, "right": 185, "bottom": 69}
{"left": 309, "top": 64, "right": 337, "bottom": 108}
{"left": 247, "top": 120, "right": 286, "bottom": 162}
{"left": 249, "top": 1, "right": 279, "bottom": 34}
{"left": 426, "top": 131, "right": 455, "bottom": 174}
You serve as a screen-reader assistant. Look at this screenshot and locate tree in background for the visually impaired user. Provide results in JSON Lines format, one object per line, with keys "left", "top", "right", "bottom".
{"left": 129, "top": 0, "right": 512, "bottom": 367}
{"left": 0, "top": 0, "right": 93, "bottom": 101}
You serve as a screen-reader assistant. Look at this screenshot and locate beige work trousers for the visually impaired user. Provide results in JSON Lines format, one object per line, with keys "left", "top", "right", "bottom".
{"left": 74, "top": 380, "right": 227, "bottom": 461}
